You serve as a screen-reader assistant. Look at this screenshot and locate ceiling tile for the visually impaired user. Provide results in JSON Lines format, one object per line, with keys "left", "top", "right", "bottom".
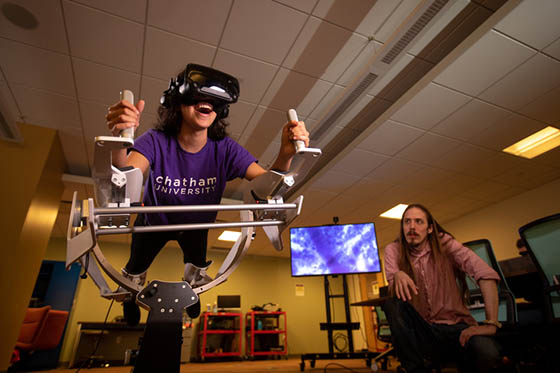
{"left": 0, "top": 80, "right": 21, "bottom": 120}
{"left": 221, "top": 0, "right": 307, "bottom": 65}
{"left": 307, "top": 84, "right": 344, "bottom": 120}
{"left": 460, "top": 180, "right": 515, "bottom": 203}
{"left": 312, "top": 0, "right": 381, "bottom": 35}
{"left": 329, "top": 149, "right": 390, "bottom": 177}
{"left": 139, "top": 75, "right": 169, "bottom": 115}
{"left": 73, "top": 58, "right": 141, "bottom": 105}
{"left": 0, "top": 0, "right": 68, "bottom": 53}
{"left": 468, "top": 113, "right": 545, "bottom": 151}
{"left": 295, "top": 186, "right": 337, "bottom": 215}
{"left": 147, "top": 0, "right": 230, "bottom": 45}
{"left": 517, "top": 84, "right": 560, "bottom": 124}
{"left": 531, "top": 145, "right": 560, "bottom": 169}
{"left": 395, "top": 132, "right": 462, "bottom": 166}
{"left": 313, "top": 194, "right": 368, "bottom": 222}
{"left": 283, "top": 17, "right": 367, "bottom": 83}
{"left": 492, "top": 161, "right": 560, "bottom": 190}
{"left": 338, "top": 39, "right": 383, "bottom": 87}
{"left": 390, "top": 83, "right": 470, "bottom": 130}
{"left": 344, "top": 178, "right": 394, "bottom": 200}
{"left": 0, "top": 39, "right": 74, "bottom": 97}
{"left": 478, "top": 53, "right": 560, "bottom": 111}
{"left": 142, "top": 27, "right": 215, "bottom": 81}
{"left": 543, "top": 36, "right": 560, "bottom": 60}
{"left": 431, "top": 98, "right": 511, "bottom": 141}
{"left": 80, "top": 100, "right": 111, "bottom": 146}
{"left": 430, "top": 143, "right": 496, "bottom": 175}
{"left": 58, "top": 126, "right": 90, "bottom": 176}
{"left": 241, "top": 107, "right": 286, "bottom": 158}
{"left": 365, "top": 158, "right": 425, "bottom": 185}
{"left": 226, "top": 101, "right": 257, "bottom": 136}
{"left": 408, "top": 167, "right": 480, "bottom": 195}
{"left": 12, "top": 85, "right": 79, "bottom": 130}
{"left": 214, "top": 50, "right": 278, "bottom": 104}
{"left": 308, "top": 170, "right": 360, "bottom": 194}
{"left": 260, "top": 68, "right": 332, "bottom": 117}
{"left": 64, "top": 1, "right": 144, "bottom": 72}
{"left": 275, "top": 0, "right": 318, "bottom": 14}
{"left": 434, "top": 30, "right": 535, "bottom": 96}
{"left": 73, "top": 0, "right": 147, "bottom": 23}
{"left": 494, "top": 0, "right": 560, "bottom": 50}
{"left": 463, "top": 152, "right": 523, "bottom": 180}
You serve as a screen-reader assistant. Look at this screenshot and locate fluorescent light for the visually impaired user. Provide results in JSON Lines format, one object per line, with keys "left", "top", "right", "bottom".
{"left": 380, "top": 204, "right": 408, "bottom": 219}
{"left": 218, "top": 230, "right": 241, "bottom": 242}
{"left": 503, "top": 126, "right": 560, "bottom": 159}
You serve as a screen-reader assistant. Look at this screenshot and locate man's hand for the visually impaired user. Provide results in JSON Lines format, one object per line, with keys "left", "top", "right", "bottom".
{"left": 393, "top": 270, "right": 418, "bottom": 301}
{"left": 459, "top": 324, "right": 497, "bottom": 347}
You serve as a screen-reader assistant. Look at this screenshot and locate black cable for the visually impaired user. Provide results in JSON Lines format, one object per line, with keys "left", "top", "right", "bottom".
{"left": 323, "top": 362, "right": 363, "bottom": 372}
{"left": 333, "top": 332, "right": 348, "bottom": 352}
{"left": 75, "top": 299, "right": 114, "bottom": 372}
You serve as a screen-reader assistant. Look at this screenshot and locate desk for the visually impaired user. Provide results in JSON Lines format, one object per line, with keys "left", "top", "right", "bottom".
{"left": 499, "top": 255, "right": 542, "bottom": 305}
{"left": 350, "top": 296, "right": 390, "bottom": 308}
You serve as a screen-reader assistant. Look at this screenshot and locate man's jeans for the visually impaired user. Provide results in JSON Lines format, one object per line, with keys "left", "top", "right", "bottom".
{"left": 382, "top": 297, "right": 502, "bottom": 373}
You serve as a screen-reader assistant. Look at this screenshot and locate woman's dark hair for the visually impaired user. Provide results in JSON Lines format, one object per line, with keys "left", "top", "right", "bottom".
{"left": 154, "top": 67, "right": 229, "bottom": 140}
{"left": 396, "top": 203, "right": 469, "bottom": 305}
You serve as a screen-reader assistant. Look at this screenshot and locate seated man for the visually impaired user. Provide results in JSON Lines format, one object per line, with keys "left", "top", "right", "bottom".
{"left": 383, "top": 204, "right": 504, "bottom": 373}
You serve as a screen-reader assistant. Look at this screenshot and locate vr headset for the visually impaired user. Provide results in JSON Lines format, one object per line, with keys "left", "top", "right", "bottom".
{"left": 160, "top": 64, "right": 240, "bottom": 120}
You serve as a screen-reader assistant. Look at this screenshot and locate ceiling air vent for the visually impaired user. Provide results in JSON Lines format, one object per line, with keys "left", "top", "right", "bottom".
{"left": 381, "top": 0, "right": 449, "bottom": 64}
{"left": 310, "top": 72, "right": 378, "bottom": 141}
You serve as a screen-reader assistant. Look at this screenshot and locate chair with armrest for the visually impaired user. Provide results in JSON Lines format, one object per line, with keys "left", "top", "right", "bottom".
{"left": 519, "top": 213, "right": 560, "bottom": 324}
{"left": 463, "top": 239, "right": 517, "bottom": 327}
{"left": 371, "top": 306, "right": 404, "bottom": 373}
{"left": 12, "top": 305, "right": 69, "bottom": 369}
{"left": 518, "top": 213, "right": 560, "bottom": 371}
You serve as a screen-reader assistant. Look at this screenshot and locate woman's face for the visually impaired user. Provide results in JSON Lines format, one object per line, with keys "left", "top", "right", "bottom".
{"left": 181, "top": 101, "right": 218, "bottom": 131}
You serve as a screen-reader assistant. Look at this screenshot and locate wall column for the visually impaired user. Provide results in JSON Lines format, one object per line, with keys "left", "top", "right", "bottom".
{"left": 0, "top": 123, "right": 66, "bottom": 371}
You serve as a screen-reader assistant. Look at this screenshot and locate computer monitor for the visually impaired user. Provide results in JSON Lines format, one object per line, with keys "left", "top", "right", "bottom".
{"left": 290, "top": 222, "right": 381, "bottom": 277}
{"left": 217, "top": 295, "right": 241, "bottom": 311}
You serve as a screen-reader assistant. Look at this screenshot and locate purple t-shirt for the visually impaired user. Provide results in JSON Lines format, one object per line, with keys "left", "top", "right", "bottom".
{"left": 132, "top": 129, "right": 256, "bottom": 225}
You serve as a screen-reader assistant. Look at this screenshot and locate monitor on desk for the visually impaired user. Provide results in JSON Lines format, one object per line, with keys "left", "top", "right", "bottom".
{"left": 289, "top": 222, "right": 381, "bottom": 277}
{"left": 217, "top": 295, "right": 241, "bottom": 311}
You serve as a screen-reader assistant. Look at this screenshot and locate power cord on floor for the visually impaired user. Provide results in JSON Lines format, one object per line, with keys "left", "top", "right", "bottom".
{"left": 75, "top": 299, "right": 114, "bottom": 372}
{"left": 323, "top": 362, "right": 365, "bottom": 372}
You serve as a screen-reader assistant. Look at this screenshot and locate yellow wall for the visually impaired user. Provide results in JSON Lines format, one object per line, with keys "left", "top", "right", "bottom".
{"left": 44, "top": 237, "right": 367, "bottom": 364}
{"left": 444, "top": 177, "right": 560, "bottom": 261}
{"left": 0, "top": 123, "right": 65, "bottom": 371}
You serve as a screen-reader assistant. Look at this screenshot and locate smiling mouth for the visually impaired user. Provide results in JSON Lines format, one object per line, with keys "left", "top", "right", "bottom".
{"left": 195, "top": 102, "right": 214, "bottom": 114}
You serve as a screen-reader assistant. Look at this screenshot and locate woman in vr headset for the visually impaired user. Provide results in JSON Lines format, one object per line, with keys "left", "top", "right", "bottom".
{"left": 105, "top": 64, "right": 309, "bottom": 325}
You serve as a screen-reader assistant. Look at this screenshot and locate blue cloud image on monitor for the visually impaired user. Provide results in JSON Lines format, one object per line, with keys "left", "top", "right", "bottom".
{"left": 289, "top": 222, "right": 381, "bottom": 277}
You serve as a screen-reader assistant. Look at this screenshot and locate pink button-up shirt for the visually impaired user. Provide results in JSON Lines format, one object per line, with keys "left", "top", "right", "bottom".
{"left": 384, "top": 233, "right": 500, "bottom": 326}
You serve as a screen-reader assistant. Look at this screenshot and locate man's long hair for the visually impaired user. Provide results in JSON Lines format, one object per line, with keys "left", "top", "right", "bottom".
{"left": 154, "top": 67, "right": 229, "bottom": 140}
{"left": 397, "top": 204, "right": 469, "bottom": 304}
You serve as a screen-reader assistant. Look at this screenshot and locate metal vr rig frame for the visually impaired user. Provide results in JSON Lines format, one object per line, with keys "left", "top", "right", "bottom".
{"left": 66, "top": 91, "right": 321, "bottom": 372}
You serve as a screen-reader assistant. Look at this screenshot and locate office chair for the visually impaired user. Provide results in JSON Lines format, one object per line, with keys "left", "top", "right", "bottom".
{"left": 519, "top": 213, "right": 560, "bottom": 324}
{"left": 518, "top": 213, "right": 560, "bottom": 370}
{"left": 463, "top": 239, "right": 518, "bottom": 327}
{"left": 463, "top": 239, "right": 550, "bottom": 371}
{"left": 371, "top": 306, "right": 404, "bottom": 373}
